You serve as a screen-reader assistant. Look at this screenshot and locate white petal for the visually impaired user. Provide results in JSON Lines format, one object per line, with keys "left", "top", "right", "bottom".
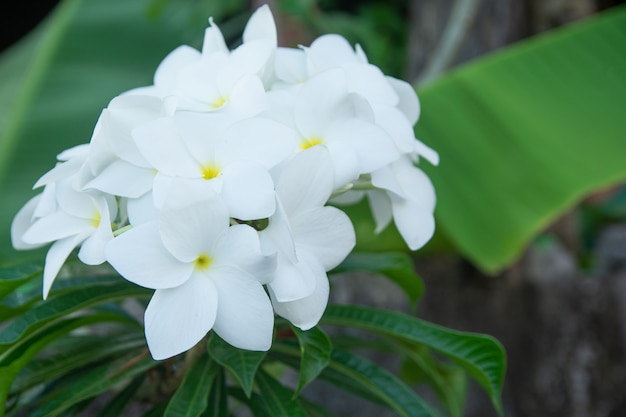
{"left": 323, "top": 141, "right": 360, "bottom": 189}
{"left": 127, "top": 192, "right": 159, "bottom": 226}
{"left": 327, "top": 119, "right": 399, "bottom": 174}
{"left": 11, "top": 195, "right": 45, "bottom": 250}
{"left": 211, "top": 267, "right": 274, "bottom": 351}
{"left": 22, "top": 212, "right": 90, "bottom": 245}
{"left": 243, "top": 4, "right": 277, "bottom": 45}
{"left": 83, "top": 160, "right": 154, "bottom": 198}
{"left": 212, "top": 224, "right": 276, "bottom": 283}
{"left": 267, "top": 252, "right": 317, "bottom": 302}
{"left": 33, "top": 158, "right": 84, "bottom": 189}
{"left": 78, "top": 204, "right": 114, "bottom": 265}
{"left": 366, "top": 190, "right": 393, "bottom": 234}
{"left": 270, "top": 260, "right": 329, "bottom": 330}
{"left": 202, "top": 18, "right": 228, "bottom": 56}
{"left": 106, "top": 222, "right": 193, "bottom": 289}
{"left": 372, "top": 105, "right": 417, "bottom": 154}
{"left": 390, "top": 196, "right": 436, "bottom": 251}
{"left": 159, "top": 196, "right": 229, "bottom": 262}
{"left": 227, "top": 75, "right": 268, "bottom": 119}
{"left": 412, "top": 139, "right": 440, "bottom": 166}
{"left": 260, "top": 198, "right": 297, "bottom": 263}
{"left": 154, "top": 45, "right": 201, "bottom": 91}
{"left": 219, "top": 41, "right": 273, "bottom": 91}
{"left": 346, "top": 64, "right": 398, "bottom": 107}
{"left": 220, "top": 117, "right": 296, "bottom": 169}
{"left": 294, "top": 68, "right": 348, "bottom": 138}
{"left": 306, "top": 34, "right": 359, "bottom": 73}
{"left": 145, "top": 274, "right": 218, "bottom": 360}
{"left": 393, "top": 161, "right": 436, "bottom": 211}
{"left": 276, "top": 146, "right": 334, "bottom": 216}
{"left": 291, "top": 206, "right": 355, "bottom": 270}
{"left": 386, "top": 76, "right": 420, "bottom": 125}
{"left": 275, "top": 47, "right": 307, "bottom": 84}
{"left": 133, "top": 117, "right": 200, "bottom": 178}
{"left": 43, "top": 232, "right": 90, "bottom": 299}
{"left": 220, "top": 161, "right": 276, "bottom": 220}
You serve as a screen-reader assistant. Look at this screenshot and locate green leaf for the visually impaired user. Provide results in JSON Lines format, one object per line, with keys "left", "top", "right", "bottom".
{"left": 331, "top": 251, "right": 424, "bottom": 304}
{"left": 322, "top": 304, "right": 506, "bottom": 415}
{"left": 290, "top": 326, "right": 332, "bottom": 395}
{"left": 165, "top": 353, "right": 220, "bottom": 417}
{"left": 207, "top": 333, "right": 266, "bottom": 398}
{"left": 0, "top": 264, "right": 42, "bottom": 301}
{"left": 0, "top": 280, "right": 148, "bottom": 347}
{"left": 11, "top": 333, "right": 145, "bottom": 393}
{"left": 203, "top": 369, "right": 229, "bottom": 417}
{"left": 226, "top": 388, "right": 271, "bottom": 417}
{"left": 94, "top": 375, "right": 145, "bottom": 417}
{"left": 0, "top": 313, "right": 138, "bottom": 417}
{"left": 412, "top": 5, "right": 626, "bottom": 273}
{"left": 255, "top": 370, "right": 308, "bottom": 417}
{"left": 399, "top": 346, "right": 467, "bottom": 417}
{"left": 25, "top": 351, "right": 157, "bottom": 417}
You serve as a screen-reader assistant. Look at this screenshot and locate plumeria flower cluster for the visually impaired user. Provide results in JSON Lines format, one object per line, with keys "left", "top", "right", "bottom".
{"left": 11, "top": 5, "right": 438, "bottom": 360}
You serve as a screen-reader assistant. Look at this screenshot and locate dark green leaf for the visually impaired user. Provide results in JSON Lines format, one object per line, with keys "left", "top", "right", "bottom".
{"left": 322, "top": 304, "right": 506, "bottom": 415}
{"left": 0, "top": 280, "right": 148, "bottom": 347}
{"left": 256, "top": 370, "right": 308, "bottom": 417}
{"left": 226, "top": 388, "right": 271, "bottom": 417}
{"left": 0, "top": 264, "right": 42, "bottom": 300}
{"left": 26, "top": 351, "right": 157, "bottom": 417}
{"left": 203, "top": 369, "right": 229, "bottom": 417}
{"left": 290, "top": 326, "right": 332, "bottom": 396}
{"left": 332, "top": 252, "right": 424, "bottom": 304}
{"left": 165, "top": 353, "right": 220, "bottom": 417}
{"left": 207, "top": 333, "right": 266, "bottom": 398}
{"left": 94, "top": 375, "right": 145, "bottom": 417}
{"left": 12, "top": 333, "right": 145, "bottom": 393}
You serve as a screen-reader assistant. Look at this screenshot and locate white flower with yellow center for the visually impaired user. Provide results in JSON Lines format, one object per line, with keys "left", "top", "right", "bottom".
{"left": 261, "top": 147, "right": 355, "bottom": 329}
{"left": 105, "top": 184, "right": 276, "bottom": 360}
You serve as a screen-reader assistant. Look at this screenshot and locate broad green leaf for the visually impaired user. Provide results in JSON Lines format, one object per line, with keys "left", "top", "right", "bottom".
{"left": 94, "top": 375, "right": 145, "bottom": 417}
{"left": 207, "top": 333, "right": 266, "bottom": 398}
{"left": 291, "top": 326, "right": 332, "bottom": 395}
{"left": 0, "top": 280, "right": 148, "bottom": 347}
{"left": 412, "top": 5, "right": 626, "bottom": 273}
{"left": 0, "top": 264, "right": 42, "bottom": 300}
{"left": 165, "top": 353, "right": 220, "bottom": 417}
{"left": 25, "top": 352, "right": 157, "bottom": 417}
{"left": 322, "top": 305, "right": 506, "bottom": 415}
{"left": 255, "top": 370, "right": 308, "bottom": 417}
{"left": 331, "top": 251, "right": 424, "bottom": 304}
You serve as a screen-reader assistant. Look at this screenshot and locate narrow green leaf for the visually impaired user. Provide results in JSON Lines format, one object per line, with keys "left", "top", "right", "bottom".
{"left": 399, "top": 346, "right": 467, "bottom": 417}
{"left": 203, "top": 370, "right": 229, "bottom": 417}
{"left": 290, "top": 326, "right": 332, "bottom": 395}
{"left": 165, "top": 353, "right": 220, "bottom": 417}
{"left": 0, "top": 280, "right": 148, "bottom": 347}
{"left": 331, "top": 251, "right": 424, "bottom": 304}
{"left": 207, "top": 333, "right": 266, "bottom": 398}
{"left": 26, "top": 352, "right": 157, "bottom": 417}
{"left": 12, "top": 333, "right": 145, "bottom": 393}
{"left": 322, "top": 304, "right": 506, "bottom": 415}
{"left": 299, "top": 398, "right": 343, "bottom": 417}
{"left": 256, "top": 370, "right": 308, "bottom": 417}
{"left": 94, "top": 375, "right": 145, "bottom": 417}
{"left": 226, "top": 388, "right": 271, "bottom": 417}
{"left": 325, "top": 347, "right": 438, "bottom": 417}
{"left": 1, "top": 313, "right": 137, "bottom": 417}
{"left": 0, "top": 264, "right": 42, "bottom": 300}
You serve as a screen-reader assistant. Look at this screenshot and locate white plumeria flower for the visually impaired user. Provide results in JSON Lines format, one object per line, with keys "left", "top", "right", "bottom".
{"left": 127, "top": 5, "right": 276, "bottom": 118}
{"left": 133, "top": 111, "right": 295, "bottom": 220}
{"left": 261, "top": 147, "right": 355, "bottom": 329}
{"left": 105, "top": 184, "right": 276, "bottom": 360}
{"left": 13, "top": 178, "right": 116, "bottom": 298}
{"left": 288, "top": 68, "right": 399, "bottom": 188}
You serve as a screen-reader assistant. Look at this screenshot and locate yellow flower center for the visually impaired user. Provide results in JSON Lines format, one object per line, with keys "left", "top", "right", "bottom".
{"left": 91, "top": 212, "right": 101, "bottom": 228}
{"left": 195, "top": 254, "right": 213, "bottom": 270}
{"left": 210, "top": 96, "right": 229, "bottom": 109}
{"left": 201, "top": 163, "right": 221, "bottom": 180}
{"left": 300, "top": 136, "right": 324, "bottom": 150}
